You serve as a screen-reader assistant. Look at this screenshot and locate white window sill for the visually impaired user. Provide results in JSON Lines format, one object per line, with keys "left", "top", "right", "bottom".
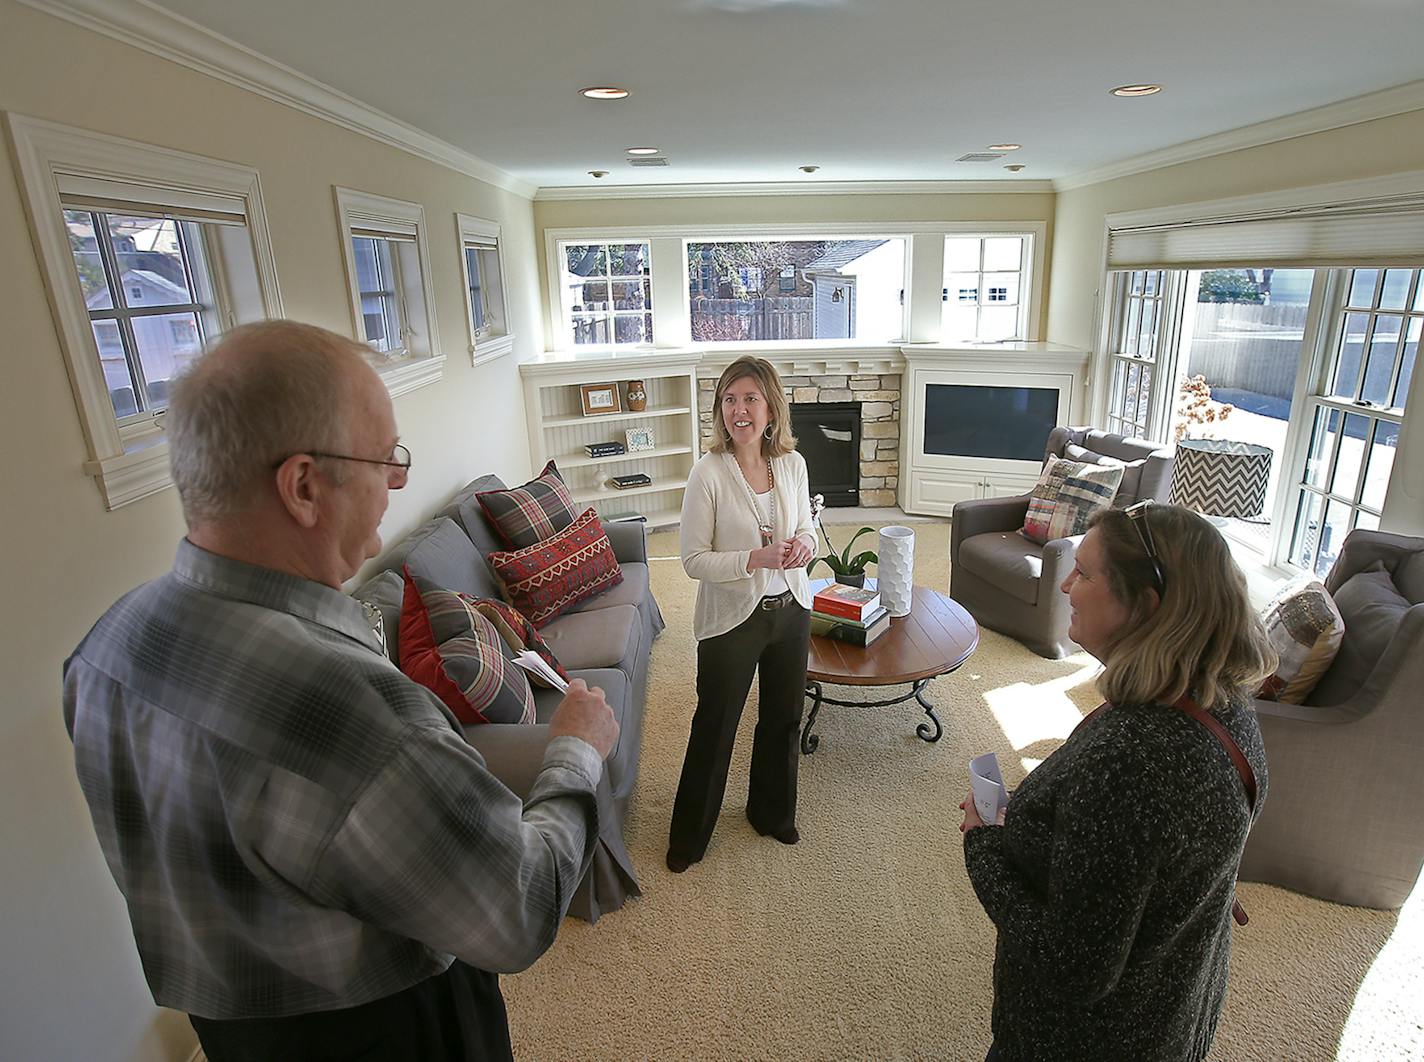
{"left": 83, "top": 440, "right": 173, "bottom": 510}
{"left": 471, "top": 334, "right": 514, "bottom": 367}
{"left": 375, "top": 353, "right": 445, "bottom": 398}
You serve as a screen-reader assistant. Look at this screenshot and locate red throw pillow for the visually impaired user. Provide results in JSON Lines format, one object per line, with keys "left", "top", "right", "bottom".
{"left": 467, "top": 596, "right": 571, "bottom": 688}
{"left": 476, "top": 460, "right": 579, "bottom": 549}
{"left": 487, "top": 507, "right": 623, "bottom": 627}
{"left": 397, "top": 569, "right": 537, "bottom": 725}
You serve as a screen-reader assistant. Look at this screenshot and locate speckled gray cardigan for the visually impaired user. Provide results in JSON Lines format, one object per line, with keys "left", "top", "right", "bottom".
{"left": 963, "top": 697, "right": 1267, "bottom": 1062}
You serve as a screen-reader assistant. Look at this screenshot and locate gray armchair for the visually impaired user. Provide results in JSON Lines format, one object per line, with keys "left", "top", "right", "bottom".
{"left": 1239, "top": 529, "right": 1424, "bottom": 909}
{"left": 949, "top": 427, "right": 1174, "bottom": 658}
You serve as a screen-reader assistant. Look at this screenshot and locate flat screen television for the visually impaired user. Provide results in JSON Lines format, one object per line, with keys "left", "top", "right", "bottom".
{"left": 923, "top": 384, "right": 1058, "bottom": 461}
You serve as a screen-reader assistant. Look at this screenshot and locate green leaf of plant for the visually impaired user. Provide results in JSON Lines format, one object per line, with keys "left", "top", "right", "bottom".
{"left": 848, "top": 549, "right": 879, "bottom": 572}
{"left": 840, "top": 526, "right": 876, "bottom": 564}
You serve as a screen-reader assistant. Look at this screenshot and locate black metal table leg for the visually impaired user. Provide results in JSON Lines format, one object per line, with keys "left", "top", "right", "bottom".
{"left": 801, "top": 680, "right": 823, "bottom": 754}
{"left": 913, "top": 678, "right": 942, "bottom": 743}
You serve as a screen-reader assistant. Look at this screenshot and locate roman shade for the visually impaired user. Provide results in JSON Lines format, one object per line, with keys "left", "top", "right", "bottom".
{"left": 1106, "top": 193, "right": 1424, "bottom": 270}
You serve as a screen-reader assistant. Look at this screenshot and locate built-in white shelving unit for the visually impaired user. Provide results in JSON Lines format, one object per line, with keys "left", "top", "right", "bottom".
{"left": 520, "top": 350, "right": 701, "bottom": 529}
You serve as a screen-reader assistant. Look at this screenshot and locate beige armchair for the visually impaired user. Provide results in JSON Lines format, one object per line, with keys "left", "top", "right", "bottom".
{"left": 949, "top": 427, "right": 1174, "bottom": 658}
{"left": 1239, "top": 529, "right": 1424, "bottom": 909}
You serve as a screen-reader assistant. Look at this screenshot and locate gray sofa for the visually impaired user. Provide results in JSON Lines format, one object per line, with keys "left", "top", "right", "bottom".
{"left": 351, "top": 474, "right": 665, "bottom": 921}
{"left": 1239, "top": 529, "right": 1424, "bottom": 909}
{"left": 950, "top": 427, "right": 1174, "bottom": 658}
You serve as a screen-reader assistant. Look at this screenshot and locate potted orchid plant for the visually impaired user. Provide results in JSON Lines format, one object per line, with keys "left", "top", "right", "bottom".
{"left": 806, "top": 494, "right": 877, "bottom": 589}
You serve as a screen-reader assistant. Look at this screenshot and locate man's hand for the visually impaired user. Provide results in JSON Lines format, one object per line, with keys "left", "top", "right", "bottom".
{"left": 748, "top": 540, "right": 791, "bottom": 571}
{"left": 548, "top": 679, "right": 619, "bottom": 760}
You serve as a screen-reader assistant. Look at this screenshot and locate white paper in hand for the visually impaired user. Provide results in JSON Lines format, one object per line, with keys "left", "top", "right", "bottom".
{"left": 969, "top": 752, "right": 1008, "bottom": 825}
{"left": 512, "top": 650, "right": 568, "bottom": 693}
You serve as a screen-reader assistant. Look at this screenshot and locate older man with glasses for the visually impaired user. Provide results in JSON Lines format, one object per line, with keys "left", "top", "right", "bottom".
{"left": 63, "top": 320, "right": 618, "bottom": 1062}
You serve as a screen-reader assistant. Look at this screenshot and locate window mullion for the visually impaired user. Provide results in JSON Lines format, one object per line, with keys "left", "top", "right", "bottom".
{"left": 92, "top": 213, "right": 154, "bottom": 415}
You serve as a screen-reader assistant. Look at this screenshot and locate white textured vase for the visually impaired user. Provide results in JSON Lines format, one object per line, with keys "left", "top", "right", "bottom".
{"left": 877, "top": 525, "right": 915, "bottom": 617}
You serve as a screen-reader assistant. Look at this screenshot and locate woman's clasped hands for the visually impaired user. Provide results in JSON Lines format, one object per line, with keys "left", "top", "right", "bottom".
{"left": 749, "top": 536, "right": 815, "bottom": 571}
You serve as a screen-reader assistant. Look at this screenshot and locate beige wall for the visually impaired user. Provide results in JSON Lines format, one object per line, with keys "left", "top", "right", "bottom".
{"left": 1046, "top": 110, "right": 1424, "bottom": 534}
{"left": 534, "top": 191, "right": 1057, "bottom": 347}
{"left": 0, "top": 4, "right": 541, "bottom": 1059}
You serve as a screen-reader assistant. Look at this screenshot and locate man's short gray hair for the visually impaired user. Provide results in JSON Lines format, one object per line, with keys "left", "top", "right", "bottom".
{"left": 167, "top": 320, "right": 371, "bottom": 525}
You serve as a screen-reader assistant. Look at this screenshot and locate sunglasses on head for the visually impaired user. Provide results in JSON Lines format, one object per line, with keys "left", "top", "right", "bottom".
{"left": 1123, "top": 499, "right": 1166, "bottom": 595}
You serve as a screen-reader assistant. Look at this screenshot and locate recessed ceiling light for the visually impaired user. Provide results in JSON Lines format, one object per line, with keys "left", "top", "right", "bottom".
{"left": 1111, "top": 84, "right": 1162, "bottom": 97}
{"left": 1004, "top": 164, "right": 1026, "bottom": 172}
{"left": 799, "top": 165, "right": 820, "bottom": 174}
{"left": 588, "top": 170, "right": 609, "bottom": 178}
{"left": 989, "top": 143, "right": 1021, "bottom": 151}
{"left": 626, "top": 147, "right": 659, "bottom": 155}
{"left": 580, "top": 86, "right": 630, "bottom": 100}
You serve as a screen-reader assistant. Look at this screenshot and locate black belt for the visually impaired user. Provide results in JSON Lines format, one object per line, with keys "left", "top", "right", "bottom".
{"left": 759, "top": 590, "right": 795, "bottom": 610}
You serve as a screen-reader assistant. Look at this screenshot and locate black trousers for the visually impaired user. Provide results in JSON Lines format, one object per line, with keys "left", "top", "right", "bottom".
{"left": 668, "top": 597, "right": 811, "bottom": 861}
{"left": 190, "top": 961, "right": 513, "bottom": 1062}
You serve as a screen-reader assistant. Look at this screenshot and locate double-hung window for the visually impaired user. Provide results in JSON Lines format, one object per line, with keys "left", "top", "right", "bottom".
{"left": 7, "top": 114, "right": 281, "bottom": 509}
{"left": 335, "top": 188, "right": 442, "bottom": 395}
{"left": 1102, "top": 270, "right": 1179, "bottom": 438}
{"left": 1288, "top": 267, "right": 1420, "bottom": 576}
{"left": 456, "top": 213, "right": 513, "bottom": 365}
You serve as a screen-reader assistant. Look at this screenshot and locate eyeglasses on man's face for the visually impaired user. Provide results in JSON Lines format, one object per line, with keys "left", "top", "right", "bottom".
{"left": 271, "top": 443, "right": 411, "bottom": 485}
{"left": 1123, "top": 499, "right": 1165, "bottom": 595}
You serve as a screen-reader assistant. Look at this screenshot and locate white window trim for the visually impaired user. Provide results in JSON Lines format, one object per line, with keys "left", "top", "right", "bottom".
{"left": 6, "top": 113, "right": 282, "bottom": 510}
{"left": 455, "top": 212, "right": 514, "bottom": 366}
{"left": 334, "top": 187, "right": 443, "bottom": 396}
{"left": 543, "top": 221, "right": 1046, "bottom": 353}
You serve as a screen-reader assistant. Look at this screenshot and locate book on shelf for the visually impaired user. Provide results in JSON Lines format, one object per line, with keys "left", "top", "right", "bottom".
{"left": 811, "top": 582, "right": 882, "bottom": 621}
{"left": 810, "top": 609, "right": 891, "bottom": 647}
{"left": 610, "top": 472, "right": 652, "bottom": 490}
{"left": 585, "top": 441, "right": 626, "bottom": 458}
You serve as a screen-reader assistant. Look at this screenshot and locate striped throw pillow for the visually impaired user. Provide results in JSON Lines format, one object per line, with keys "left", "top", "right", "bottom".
{"left": 398, "top": 569, "right": 537, "bottom": 725}
{"left": 488, "top": 507, "right": 623, "bottom": 627}
{"left": 1021, "top": 458, "right": 1124, "bottom": 545}
{"left": 476, "top": 460, "right": 579, "bottom": 549}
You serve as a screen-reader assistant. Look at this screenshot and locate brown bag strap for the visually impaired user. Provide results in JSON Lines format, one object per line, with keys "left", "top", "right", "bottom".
{"left": 1073, "top": 698, "right": 1256, "bottom": 926}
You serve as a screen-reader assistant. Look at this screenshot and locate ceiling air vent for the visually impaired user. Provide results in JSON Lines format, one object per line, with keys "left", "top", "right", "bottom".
{"left": 628, "top": 156, "right": 670, "bottom": 167}
{"left": 956, "top": 152, "right": 1005, "bottom": 163}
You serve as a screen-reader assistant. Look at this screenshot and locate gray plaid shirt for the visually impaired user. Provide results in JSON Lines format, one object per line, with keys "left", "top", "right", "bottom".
{"left": 63, "top": 539, "right": 602, "bottom": 1019}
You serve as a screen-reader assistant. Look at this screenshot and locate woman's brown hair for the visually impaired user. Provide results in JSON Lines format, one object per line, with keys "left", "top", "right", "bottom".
{"left": 708, "top": 355, "right": 797, "bottom": 458}
{"left": 1088, "top": 503, "right": 1276, "bottom": 712}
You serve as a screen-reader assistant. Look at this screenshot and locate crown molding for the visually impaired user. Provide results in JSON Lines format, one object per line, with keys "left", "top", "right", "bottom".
{"left": 1055, "top": 78, "right": 1424, "bottom": 192}
{"left": 534, "top": 179, "right": 1055, "bottom": 201}
{"left": 17, "top": 0, "right": 536, "bottom": 199}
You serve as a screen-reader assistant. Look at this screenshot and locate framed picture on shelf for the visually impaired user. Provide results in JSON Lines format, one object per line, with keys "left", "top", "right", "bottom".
{"left": 625, "top": 426, "right": 656, "bottom": 452}
{"left": 580, "top": 382, "right": 621, "bottom": 416}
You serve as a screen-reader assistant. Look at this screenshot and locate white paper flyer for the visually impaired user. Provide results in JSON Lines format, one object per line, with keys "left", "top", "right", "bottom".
{"left": 969, "top": 751, "right": 1008, "bottom": 825}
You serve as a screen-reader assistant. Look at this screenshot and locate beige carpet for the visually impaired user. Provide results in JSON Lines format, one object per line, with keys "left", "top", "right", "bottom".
{"left": 504, "top": 521, "right": 1424, "bottom": 1061}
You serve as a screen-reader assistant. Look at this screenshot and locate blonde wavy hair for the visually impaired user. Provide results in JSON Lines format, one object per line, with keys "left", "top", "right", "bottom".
{"left": 708, "top": 356, "right": 798, "bottom": 458}
{"left": 1089, "top": 503, "right": 1276, "bottom": 712}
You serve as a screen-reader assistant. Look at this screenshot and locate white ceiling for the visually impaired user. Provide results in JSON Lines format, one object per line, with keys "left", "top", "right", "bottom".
{"left": 131, "top": 0, "right": 1424, "bottom": 190}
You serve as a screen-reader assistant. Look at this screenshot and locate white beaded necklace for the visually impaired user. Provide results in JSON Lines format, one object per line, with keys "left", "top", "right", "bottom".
{"left": 732, "top": 452, "right": 776, "bottom": 546}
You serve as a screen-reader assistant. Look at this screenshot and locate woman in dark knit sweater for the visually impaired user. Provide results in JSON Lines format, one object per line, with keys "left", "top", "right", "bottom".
{"left": 962, "top": 502, "right": 1274, "bottom": 1062}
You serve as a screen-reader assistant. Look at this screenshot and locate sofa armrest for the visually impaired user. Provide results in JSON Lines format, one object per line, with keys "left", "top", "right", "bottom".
{"left": 950, "top": 496, "right": 1030, "bottom": 562}
{"left": 1324, "top": 529, "right": 1424, "bottom": 596}
{"left": 604, "top": 517, "right": 649, "bottom": 565}
{"left": 461, "top": 723, "right": 552, "bottom": 798}
{"left": 1040, "top": 532, "right": 1087, "bottom": 587}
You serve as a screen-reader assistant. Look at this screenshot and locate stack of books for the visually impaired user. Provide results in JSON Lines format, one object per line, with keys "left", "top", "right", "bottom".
{"left": 810, "top": 582, "right": 890, "bottom": 647}
{"left": 585, "top": 441, "right": 625, "bottom": 458}
{"left": 610, "top": 472, "right": 652, "bottom": 490}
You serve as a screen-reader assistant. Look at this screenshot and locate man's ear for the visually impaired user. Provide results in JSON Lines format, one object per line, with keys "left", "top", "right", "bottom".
{"left": 272, "top": 456, "right": 323, "bottom": 529}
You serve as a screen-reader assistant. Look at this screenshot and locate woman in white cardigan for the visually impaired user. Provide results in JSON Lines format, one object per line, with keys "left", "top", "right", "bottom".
{"left": 667, "top": 356, "right": 817, "bottom": 873}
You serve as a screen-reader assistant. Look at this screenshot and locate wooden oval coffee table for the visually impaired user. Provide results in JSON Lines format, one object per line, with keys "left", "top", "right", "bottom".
{"left": 803, "top": 580, "right": 979, "bottom": 754}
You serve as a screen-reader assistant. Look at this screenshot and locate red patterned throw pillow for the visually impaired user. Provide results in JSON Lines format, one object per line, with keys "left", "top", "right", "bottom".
{"left": 487, "top": 507, "right": 623, "bottom": 627}
{"left": 397, "top": 569, "right": 537, "bottom": 725}
{"left": 467, "top": 596, "right": 571, "bottom": 688}
{"left": 476, "top": 460, "right": 580, "bottom": 549}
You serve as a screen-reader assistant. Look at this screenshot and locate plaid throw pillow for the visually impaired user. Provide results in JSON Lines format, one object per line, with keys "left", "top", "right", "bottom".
{"left": 397, "top": 569, "right": 537, "bottom": 725}
{"left": 476, "top": 460, "right": 579, "bottom": 549}
{"left": 466, "top": 596, "right": 571, "bottom": 688}
{"left": 1021, "top": 458, "right": 1124, "bottom": 545}
{"left": 488, "top": 507, "right": 623, "bottom": 627}
{"left": 1258, "top": 579, "right": 1345, "bottom": 703}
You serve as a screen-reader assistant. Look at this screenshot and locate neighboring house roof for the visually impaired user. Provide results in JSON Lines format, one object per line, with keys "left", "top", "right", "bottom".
{"left": 86, "top": 268, "right": 191, "bottom": 309}
{"left": 803, "top": 239, "right": 889, "bottom": 274}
